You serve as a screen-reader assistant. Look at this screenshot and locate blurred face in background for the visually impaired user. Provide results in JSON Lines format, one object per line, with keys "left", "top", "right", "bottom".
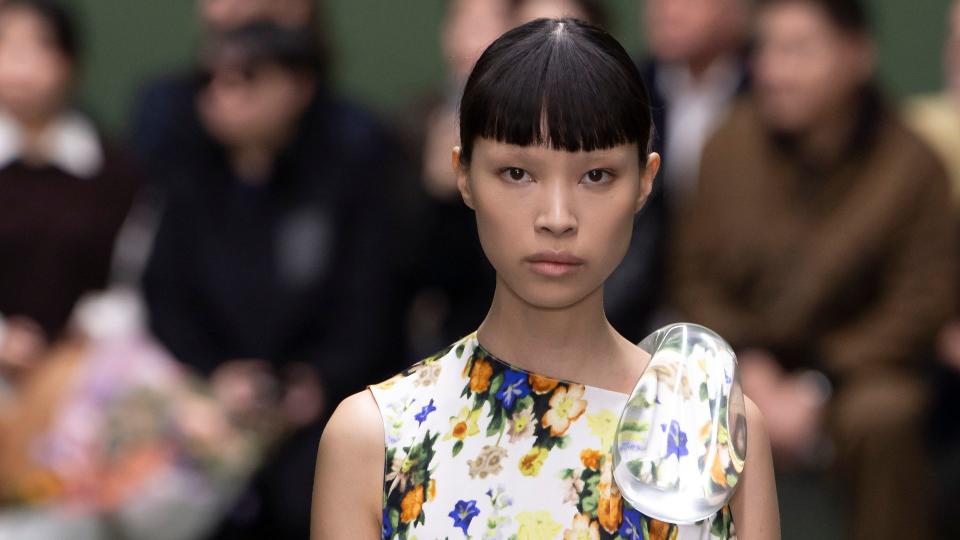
{"left": 0, "top": 5, "right": 72, "bottom": 125}
{"left": 643, "top": 0, "right": 749, "bottom": 65}
{"left": 443, "top": 0, "right": 512, "bottom": 82}
{"left": 198, "top": 49, "right": 315, "bottom": 151}
{"left": 754, "top": 1, "right": 875, "bottom": 133}
{"left": 514, "top": 0, "right": 592, "bottom": 25}
{"left": 200, "top": 0, "right": 314, "bottom": 31}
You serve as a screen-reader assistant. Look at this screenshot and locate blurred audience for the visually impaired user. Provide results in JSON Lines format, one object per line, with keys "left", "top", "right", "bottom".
{"left": 511, "top": 0, "right": 606, "bottom": 26}
{"left": 130, "top": 0, "right": 322, "bottom": 190}
{"left": 394, "top": 0, "right": 511, "bottom": 358}
{"left": 673, "top": 1, "right": 955, "bottom": 539}
{"left": 640, "top": 0, "right": 752, "bottom": 211}
{"left": 0, "top": 0, "right": 138, "bottom": 381}
{"left": 141, "top": 22, "right": 400, "bottom": 540}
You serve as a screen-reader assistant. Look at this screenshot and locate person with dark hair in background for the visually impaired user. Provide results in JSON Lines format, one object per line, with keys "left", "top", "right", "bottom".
{"left": 142, "top": 22, "right": 400, "bottom": 540}
{"left": 0, "top": 0, "right": 138, "bottom": 380}
{"left": 673, "top": 0, "right": 955, "bottom": 538}
{"left": 129, "top": 0, "right": 324, "bottom": 192}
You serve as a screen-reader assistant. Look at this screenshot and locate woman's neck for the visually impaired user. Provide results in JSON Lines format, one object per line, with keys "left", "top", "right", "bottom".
{"left": 476, "top": 276, "right": 648, "bottom": 394}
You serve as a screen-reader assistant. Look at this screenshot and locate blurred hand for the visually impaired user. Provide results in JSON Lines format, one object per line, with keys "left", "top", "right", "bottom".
{"left": 0, "top": 316, "right": 48, "bottom": 379}
{"left": 210, "top": 359, "right": 279, "bottom": 423}
{"left": 740, "top": 349, "right": 826, "bottom": 467}
{"left": 280, "top": 361, "right": 325, "bottom": 430}
{"left": 937, "top": 319, "right": 960, "bottom": 372}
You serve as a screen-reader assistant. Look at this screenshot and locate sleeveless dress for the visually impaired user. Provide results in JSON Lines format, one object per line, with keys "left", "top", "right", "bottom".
{"left": 370, "top": 332, "right": 737, "bottom": 540}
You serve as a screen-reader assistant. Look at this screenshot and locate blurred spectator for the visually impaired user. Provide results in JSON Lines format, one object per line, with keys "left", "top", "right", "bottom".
{"left": 394, "top": 0, "right": 512, "bottom": 357}
{"left": 640, "top": 0, "right": 751, "bottom": 211}
{"left": 0, "top": 0, "right": 138, "bottom": 378}
{"left": 130, "top": 0, "right": 322, "bottom": 191}
{"left": 673, "top": 1, "right": 955, "bottom": 539}
{"left": 141, "top": 22, "right": 400, "bottom": 540}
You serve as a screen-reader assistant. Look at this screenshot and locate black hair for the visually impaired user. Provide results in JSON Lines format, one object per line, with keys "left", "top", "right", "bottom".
{"left": 510, "top": 0, "right": 608, "bottom": 28}
{"left": 0, "top": 0, "right": 79, "bottom": 62}
{"left": 458, "top": 18, "right": 653, "bottom": 165}
{"left": 759, "top": 0, "right": 871, "bottom": 34}
{"left": 202, "top": 21, "right": 321, "bottom": 79}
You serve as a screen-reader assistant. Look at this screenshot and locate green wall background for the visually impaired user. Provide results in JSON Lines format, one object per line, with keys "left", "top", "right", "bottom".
{"left": 68, "top": 0, "right": 955, "bottom": 134}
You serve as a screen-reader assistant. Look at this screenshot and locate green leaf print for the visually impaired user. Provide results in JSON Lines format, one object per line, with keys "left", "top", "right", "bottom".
{"left": 452, "top": 440, "right": 464, "bottom": 457}
{"left": 700, "top": 382, "right": 709, "bottom": 401}
{"left": 487, "top": 407, "right": 505, "bottom": 437}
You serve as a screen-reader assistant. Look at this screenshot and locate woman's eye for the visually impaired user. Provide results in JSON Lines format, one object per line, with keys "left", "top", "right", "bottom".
{"left": 501, "top": 167, "right": 530, "bottom": 183}
{"left": 582, "top": 169, "right": 612, "bottom": 184}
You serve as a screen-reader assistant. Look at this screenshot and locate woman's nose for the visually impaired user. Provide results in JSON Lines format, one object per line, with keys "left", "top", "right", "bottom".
{"left": 533, "top": 180, "right": 577, "bottom": 236}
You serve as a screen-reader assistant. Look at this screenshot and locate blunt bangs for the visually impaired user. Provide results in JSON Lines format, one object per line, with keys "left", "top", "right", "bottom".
{"left": 458, "top": 18, "right": 653, "bottom": 164}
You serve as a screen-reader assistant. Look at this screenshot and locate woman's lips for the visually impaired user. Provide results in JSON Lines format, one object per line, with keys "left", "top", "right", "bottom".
{"left": 524, "top": 252, "right": 585, "bottom": 277}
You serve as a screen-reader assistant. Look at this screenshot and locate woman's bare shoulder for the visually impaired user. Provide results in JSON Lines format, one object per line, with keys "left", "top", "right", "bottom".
{"left": 729, "top": 395, "right": 781, "bottom": 540}
{"left": 312, "top": 389, "right": 384, "bottom": 539}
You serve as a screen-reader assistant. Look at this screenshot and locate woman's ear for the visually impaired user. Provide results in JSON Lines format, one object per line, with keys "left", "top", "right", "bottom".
{"left": 453, "top": 146, "right": 475, "bottom": 209}
{"left": 636, "top": 152, "right": 661, "bottom": 213}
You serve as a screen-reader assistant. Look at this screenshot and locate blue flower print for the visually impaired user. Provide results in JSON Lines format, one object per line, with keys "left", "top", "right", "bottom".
{"left": 381, "top": 507, "right": 393, "bottom": 539}
{"left": 618, "top": 508, "right": 643, "bottom": 540}
{"left": 495, "top": 369, "right": 531, "bottom": 409}
{"left": 415, "top": 398, "right": 436, "bottom": 426}
{"left": 662, "top": 420, "right": 689, "bottom": 459}
{"left": 448, "top": 499, "right": 481, "bottom": 535}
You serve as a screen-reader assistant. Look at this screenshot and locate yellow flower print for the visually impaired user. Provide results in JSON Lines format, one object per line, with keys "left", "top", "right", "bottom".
{"left": 519, "top": 446, "right": 550, "bottom": 477}
{"left": 399, "top": 484, "right": 425, "bottom": 523}
{"left": 469, "top": 358, "right": 494, "bottom": 393}
{"left": 586, "top": 409, "right": 618, "bottom": 449}
{"left": 529, "top": 373, "right": 560, "bottom": 394}
{"left": 516, "top": 510, "right": 563, "bottom": 540}
{"left": 428, "top": 478, "right": 436, "bottom": 501}
{"left": 542, "top": 384, "right": 588, "bottom": 437}
{"left": 563, "top": 513, "right": 600, "bottom": 540}
{"left": 444, "top": 406, "right": 481, "bottom": 441}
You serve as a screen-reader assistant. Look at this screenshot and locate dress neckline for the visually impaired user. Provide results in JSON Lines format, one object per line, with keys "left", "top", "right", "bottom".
{"left": 472, "top": 336, "right": 633, "bottom": 398}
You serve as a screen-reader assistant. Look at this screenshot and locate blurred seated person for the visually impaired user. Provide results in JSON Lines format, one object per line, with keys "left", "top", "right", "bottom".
{"left": 141, "top": 22, "right": 398, "bottom": 540}
{"left": 672, "top": 1, "right": 955, "bottom": 539}
{"left": 0, "top": 0, "right": 138, "bottom": 378}
{"left": 129, "top": 0, "right": 322, "bottom": 189}
{"left": 640, "top": 0, "right": 752, "bottom": 212}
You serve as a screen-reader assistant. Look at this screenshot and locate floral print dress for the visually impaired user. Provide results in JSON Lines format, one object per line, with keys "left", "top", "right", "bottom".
{"left": 369, "top": 333, "right": 737, "bottom": 540}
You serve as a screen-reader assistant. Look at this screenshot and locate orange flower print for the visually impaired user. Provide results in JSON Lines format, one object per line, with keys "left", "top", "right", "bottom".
{"left": 596, "top": 452, "right": 623, "bottom": 533}
{"left": 428, "top": 479, "right": 437, "bottom": 501}
{"left": 563, "top": 513, "right": 600, "bottom": 540}
{"left": 649, "top": 518, "right": 674, "bottom": 540}
{"left": 711, "top": 453, "right": 728, "bottom": 487}
{"left": 400, "top": 484, "right": 425, "bottom": 523}
{"left": 529, "top": 373, "right": 560, "bottom": 394}
{"left": 580, "top": 449, "right": 603, "bottom": 470}
{"left": 542, "top": 384, "right": 588, "bottom": 436}
{"left": 519, "top": 447, "right": 550, "bottom": 477}
{"left": 469, "top": 358, "right": 494, "bottom": 393}
{"left": 597, "top": 490, "right": 623, "bottom": 533}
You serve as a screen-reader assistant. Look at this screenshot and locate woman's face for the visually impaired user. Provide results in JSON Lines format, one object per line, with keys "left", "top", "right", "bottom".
{"left": 456, "top": 139, "right": 659, "bottom": 310}
{"left": 0, "top": 7, "right": 72, "bottom": 124}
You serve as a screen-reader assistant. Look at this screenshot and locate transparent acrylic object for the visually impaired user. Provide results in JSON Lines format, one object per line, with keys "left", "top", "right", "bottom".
{"left": 612, "top": 323, "right": 747, "bottom": 524}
